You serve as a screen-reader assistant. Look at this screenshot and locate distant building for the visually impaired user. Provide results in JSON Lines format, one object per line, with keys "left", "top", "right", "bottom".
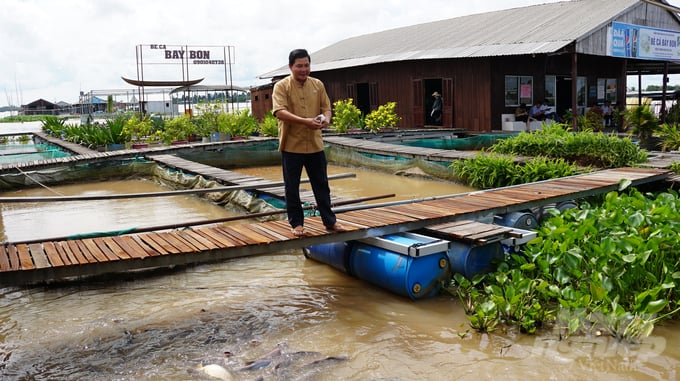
{"left": 21, "top": 99, "right": 60, "bottom": 116}
{"left": 254, "top": 0, "right": 680, "bottom": 131}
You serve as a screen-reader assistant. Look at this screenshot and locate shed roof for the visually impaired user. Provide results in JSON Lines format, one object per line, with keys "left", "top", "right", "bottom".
{"left": 259, "top": 0, "right": 670, "bottom": 78}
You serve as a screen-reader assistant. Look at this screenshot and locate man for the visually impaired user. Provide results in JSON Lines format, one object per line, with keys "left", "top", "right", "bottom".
{"left": 430, "top": 91, "right": 442, "bottom": 124}
{"left": 272, "top": 49, "right": 345, "bottom": 237}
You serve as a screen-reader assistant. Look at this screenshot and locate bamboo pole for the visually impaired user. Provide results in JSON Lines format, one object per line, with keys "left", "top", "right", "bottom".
{"left": 5, "top": 193, "right": 395, "bottom": 245}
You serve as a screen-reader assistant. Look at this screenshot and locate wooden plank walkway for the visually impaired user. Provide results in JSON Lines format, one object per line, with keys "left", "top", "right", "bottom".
{"left": 0, "top": 133, "right": 277, "bottom": 174}
{"left": 324, "top": 136, "right": 532, "bottom": 163}
{"left": 147, "top": 154, "right": 342, "bottom": 205}
{"left": 0, "top": 167, "right": 669, "bottom": 286}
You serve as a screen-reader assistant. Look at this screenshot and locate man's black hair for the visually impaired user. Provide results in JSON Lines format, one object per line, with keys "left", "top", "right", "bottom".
{"left": 289, "top": 49, "right": 310, "bottom": 65}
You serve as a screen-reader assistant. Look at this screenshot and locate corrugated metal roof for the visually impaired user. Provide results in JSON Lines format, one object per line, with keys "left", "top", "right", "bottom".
{"left": 259, "top": 0, "right": 640, "bottom": 78}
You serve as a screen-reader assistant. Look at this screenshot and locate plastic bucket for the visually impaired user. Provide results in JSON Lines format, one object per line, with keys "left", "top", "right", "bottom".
{"left": 349, "top": 242, "right": 449, "bottom": 300}
{"left": 447, "top": 241, "right": 504, "bottom": 279}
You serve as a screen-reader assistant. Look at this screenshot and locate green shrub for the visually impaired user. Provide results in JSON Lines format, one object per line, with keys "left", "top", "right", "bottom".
{"left": 450, "top": 153, "right": 578, "bottom": 189}
{"left": 331, "top": 98, "right": 363, "bottom": 132}
{"left": 447, "top": 188, "right": 680, "bottom": 340}
{"left": 490, "top": 124, "right": 646, "bottom": 168}
{"left": 658, "top": 123, "right": 680, "bottom": 152}
{"left": 364, "top": 101, "right": 400, "bottom": 132}
{"left": 161, "top": 115, "right": 196, "bottom": 143}
{"left": 259, "top": 111, "right": 279, "bottom": 137}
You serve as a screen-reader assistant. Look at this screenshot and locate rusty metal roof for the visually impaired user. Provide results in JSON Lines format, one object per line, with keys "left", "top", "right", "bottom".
{"left": 260, "top": 0, "right": 643, "bottom": 78}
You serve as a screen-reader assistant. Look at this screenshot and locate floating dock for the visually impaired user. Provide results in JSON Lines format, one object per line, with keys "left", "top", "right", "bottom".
{"left": 0, "top": 167, "right": 669, "bottom": 286}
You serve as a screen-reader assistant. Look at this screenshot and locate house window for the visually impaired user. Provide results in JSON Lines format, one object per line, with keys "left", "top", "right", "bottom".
{"left": 597, "top": 78, "right": 617, "bottom": 104}
{"left": 545, "top": 75, "right": 556, "bottom": 107}
{"left": 505, "top": 76, "right": 533, "bottom": 106}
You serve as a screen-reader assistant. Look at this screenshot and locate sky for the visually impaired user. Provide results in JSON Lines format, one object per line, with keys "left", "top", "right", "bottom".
{"left": 2, "top": 0, "right": 680, "bottom": 106}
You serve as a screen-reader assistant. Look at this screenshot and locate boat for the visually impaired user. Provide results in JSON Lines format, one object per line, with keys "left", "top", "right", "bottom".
{"left": 121, "top": 77, "right": 204, "bottom": 87}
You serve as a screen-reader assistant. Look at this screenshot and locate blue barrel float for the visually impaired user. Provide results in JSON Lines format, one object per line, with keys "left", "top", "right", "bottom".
{"left": 303, "top": 241, "right": 352, "bottom": 274}
{"left": 447, "top": 240, "right": 504, "bottom": 279}
{"left": 494, "top": 210, "right": 538, "bottom": 230}
{"left": 305, "top": 232, "right": 451, "bottom": 300}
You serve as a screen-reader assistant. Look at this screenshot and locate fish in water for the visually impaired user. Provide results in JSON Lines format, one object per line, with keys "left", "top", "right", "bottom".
{"left": 237, "top": 342, "right": 349, "bottom": 379}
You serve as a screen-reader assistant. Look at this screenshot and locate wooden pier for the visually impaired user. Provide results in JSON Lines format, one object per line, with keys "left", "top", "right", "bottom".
{"left": 0, "top": 167, "right": 670, "bottom": 286}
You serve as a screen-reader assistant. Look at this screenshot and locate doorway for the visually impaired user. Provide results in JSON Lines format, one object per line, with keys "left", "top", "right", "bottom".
{"left": 424, "top": 78, "right": 443, "bottom": 126}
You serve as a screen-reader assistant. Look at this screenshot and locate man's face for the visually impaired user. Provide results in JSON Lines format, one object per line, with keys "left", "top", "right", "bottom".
{"left": 290, "top": 57, "right": 311, "bottom": 83}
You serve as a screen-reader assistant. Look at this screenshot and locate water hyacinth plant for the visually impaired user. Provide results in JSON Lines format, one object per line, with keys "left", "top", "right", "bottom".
{"left": 447, "top": 186, "right": 680, "bottom": 342}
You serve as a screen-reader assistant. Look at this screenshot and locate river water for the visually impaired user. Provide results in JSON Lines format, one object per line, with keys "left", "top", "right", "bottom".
{"left": 0, "top": 121, "right": 678, "bottom": 380}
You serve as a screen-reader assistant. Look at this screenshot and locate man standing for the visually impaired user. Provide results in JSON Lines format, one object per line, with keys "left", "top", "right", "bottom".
{"left": 430, "top": 91, "right": 442, "bottom": 125}
{"left": 272, "top": 49, "right": 345, "bottom": 237}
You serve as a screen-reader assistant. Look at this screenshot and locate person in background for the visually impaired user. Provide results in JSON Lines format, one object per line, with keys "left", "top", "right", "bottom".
{"left": 540, "top": 99, "right": 557, "bottom": 121}
{"left": 272, "top": 48, "right": 346, "bottom": 237}
{"left": 602, "top": 100, "right": 613, "bottom": 128}
{"left": 431, "top": 91, "right": 443, "bottom": 125}
{"left": 527, "top": 100, "right": 545, "bottom": 131}
{"left": 514, "top": 103, "right": 529, "bottom": 122}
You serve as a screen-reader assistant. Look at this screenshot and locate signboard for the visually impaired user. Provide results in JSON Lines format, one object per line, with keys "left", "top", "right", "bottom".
{"left": 139, "top": 44, "right": 235, "bottom": 65}
{"left": 609, "top": 21, "right": 680, "bottom": 60}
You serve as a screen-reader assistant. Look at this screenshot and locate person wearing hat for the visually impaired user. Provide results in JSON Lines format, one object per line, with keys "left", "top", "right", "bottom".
{"left": 430, "top": 91, "right": 442, "bottom": 125}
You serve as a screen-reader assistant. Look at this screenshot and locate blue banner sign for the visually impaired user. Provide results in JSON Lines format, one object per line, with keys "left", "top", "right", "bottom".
{"left": 610, "top": 21, "right": 680, "bottom": 60}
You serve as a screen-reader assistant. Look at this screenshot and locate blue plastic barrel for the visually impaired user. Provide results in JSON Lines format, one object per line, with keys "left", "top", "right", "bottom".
{"left": 556, "top": 200, "right": 577, "bottom": 212}
{"left": 494, "top": 211, "right": 538, "bottom": 230}
{"left": 303, "top": 241, "right": 353, "bottom": 274}
{"left": 447, "top": 241, "right": 504, "bottom": 279}
{"left": 349, "top": 242, "right": 450, "bottom": 300}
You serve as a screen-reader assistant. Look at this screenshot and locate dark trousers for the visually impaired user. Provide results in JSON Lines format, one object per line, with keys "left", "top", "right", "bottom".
{"left": 281, "top": 150, "right": 336, "bottom": 228}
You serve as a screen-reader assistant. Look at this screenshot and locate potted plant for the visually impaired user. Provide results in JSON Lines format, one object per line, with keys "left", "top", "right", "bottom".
{"left": 122, "top": 114, "right": 154, "bottom": 148}
{"left": 232, "top": 109, "right": 257, "bottom": 139}
{"left": 161, "top": 115, "right": 196, "bottom": 145}
{"left": 622, "top": 104, "right": 659, "bottom": 150}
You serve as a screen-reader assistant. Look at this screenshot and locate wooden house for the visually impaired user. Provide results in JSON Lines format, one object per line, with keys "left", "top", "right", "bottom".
{"left": 254, "top": 0, "right": 680, "bottom": 132}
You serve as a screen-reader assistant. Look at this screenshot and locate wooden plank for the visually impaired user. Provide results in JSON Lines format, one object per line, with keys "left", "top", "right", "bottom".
{"left": 68, "top": 240, "right": 96, "bottom": 263}
{"left": 215, "top": 226, "right": 259, "bottom": 245}
{"left": 101, "top": 237, "right": 132, "bottom": 259}
{"left": 142, "top": 233, "right": 180, "bottom": 254}
{"left": 135, "top": 233, "right": 171, "bottom": 255}
{"left": 93, "top": 237, "right": 127, "bottom": 260}
{"left": 242, "top": 223, "right": 287, "bottom": 242}
{"left": 66, "top": 240, "right": 91, "bottom": 264}
{"left": 56, "top": 241, "right": 80, "bottom": 265}
{"left": 82, "top": 238, "right": 118, "bottom": 262}
{"left": 0, "top": 246, "right": 12, "bottom": 271}
{"left": 233, "top": 224, "right": 278, "bottom": 244}
{"left": 28, "top": 243, "right": 51, "bottom": 269}
{"left": 127, "top": 235, "right": 161, "bottom": 257}
{"left": 176, "top": 229, "right": 216, "bottom": 251}
{"left": 112, "top": 236, "right": 148, "bottom": 259}
{"left": 43, "top": 241, "right": 67, "bottom": 266}
{"left": 76, "top": 240, "right": 107, "bottom": 262}
{"left": 16, "top": 244, "right": 34, "bottom": 270}
{"left": 156, "top": 232, "right": 196, "bottom": 253}
{"left": 198, "top": 227, "right": 240, "bottom": 247}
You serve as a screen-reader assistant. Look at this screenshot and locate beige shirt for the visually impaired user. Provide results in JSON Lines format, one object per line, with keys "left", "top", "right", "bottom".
{"left": 272, "top": 75, "right": 331, "bottom": 153}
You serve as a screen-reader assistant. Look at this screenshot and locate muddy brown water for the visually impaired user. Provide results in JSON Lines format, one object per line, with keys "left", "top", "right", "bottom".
{"left": 0, "top": 124, "right": 677, "bottom": 379}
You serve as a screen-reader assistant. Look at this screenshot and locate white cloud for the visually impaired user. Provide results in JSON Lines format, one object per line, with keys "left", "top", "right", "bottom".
{"left": 2, "top": 0, "right": 680, "bottom": 105}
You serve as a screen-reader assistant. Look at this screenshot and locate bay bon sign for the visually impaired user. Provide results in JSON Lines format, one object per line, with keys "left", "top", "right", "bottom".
{"left": 140, "top": 44, "right": 235, "bottom": 65}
